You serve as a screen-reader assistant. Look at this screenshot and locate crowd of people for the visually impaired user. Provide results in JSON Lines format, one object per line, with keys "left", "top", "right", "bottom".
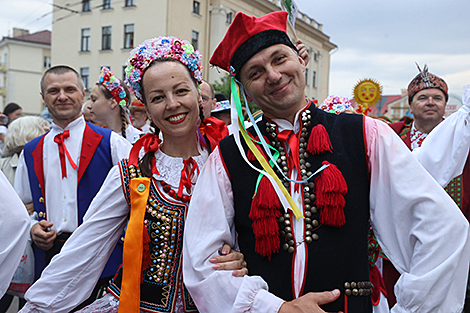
{"left": 0, "top": 9, "right": 469, "bottom": 313}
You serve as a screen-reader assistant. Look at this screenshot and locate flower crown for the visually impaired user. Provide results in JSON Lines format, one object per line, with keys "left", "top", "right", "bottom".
{"left": 125, "top": 36, "right": 203, "bottom": 102}
{"left": 318, "top": 96, "right": 354, "bottom": 115}
{"left": 97, "top": 67, "right": 128, "bottom": 108}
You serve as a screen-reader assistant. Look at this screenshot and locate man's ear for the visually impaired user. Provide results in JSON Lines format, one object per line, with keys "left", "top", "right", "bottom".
{"left": 298, "top": 55, "right": 306, "bottom": 73}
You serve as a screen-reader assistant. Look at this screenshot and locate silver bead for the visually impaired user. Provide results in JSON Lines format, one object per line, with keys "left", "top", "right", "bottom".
{"left": 305, "top": 236, "right": 313, "bottom": 244}
{"left": 312, "top": 219, "right": 319, "bottom": 227}
{"left": 287, "top": 246, "right": 295, "bottom": 254}
{"left": 312, "top": 233, "right": 319, "bottom": 240}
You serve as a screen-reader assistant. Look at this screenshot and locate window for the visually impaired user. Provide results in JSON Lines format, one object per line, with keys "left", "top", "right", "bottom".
{"left": 125, "top": 0, "right": 135, "bottom": 6}
{"left": 313, "top": 52, "right": 318, "bottom": 62}
{"left": 312, "top": 71, "right": 316, "bottom": 88}
{"left": 101, "top": 26, "right": 112, "bottom": 50}
{"left": 44, "top": 56, "right": 51, "bottom": 69}
{"left": 305, "top": 68, "right": 309, "bottom": 86}
{"left": 80, "top": 67, "right": 90, "bottom": 91}
{"left": 122, "top": 65, "right": 127, "bottom": 81}
{"left": 123, "top": 24, "right": 134, "bottom": 49}
{"left": 191, "top": 30, "right": 199, "bottom": 51}
{"left": 101, "top": 66, "right": 111, "bottom": 70}
{"left": 82, "top": 0, "right": 91, "bottom": 12}
{"left": 81, "top": 28, "right": 91, "bottom": 52}
{"left": 103, "top": 0, "right": 111, "bottom": 9}
{"left": 226, "top": 12, "right": 233, "bottom": 24}
{"left": 193, "top": 1, "right": 200, "bottom": 14}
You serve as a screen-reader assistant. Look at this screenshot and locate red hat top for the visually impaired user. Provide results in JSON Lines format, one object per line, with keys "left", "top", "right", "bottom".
{"left": 210, "top": 11, "right": 296, "bottom": 77}
{"left": 408, "top": 63, "right": 448, "bottom": 103}
{"left": 130, "top": 100, "right": 146, "bottom": 110}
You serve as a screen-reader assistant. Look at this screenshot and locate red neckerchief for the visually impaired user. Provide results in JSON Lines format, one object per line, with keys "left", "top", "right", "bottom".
{"left": 54, "top": 130, "right": 78, "bottom": 178}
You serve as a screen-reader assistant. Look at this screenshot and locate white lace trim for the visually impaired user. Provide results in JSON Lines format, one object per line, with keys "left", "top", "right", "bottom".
{"left": 153, "top": 149, "right": 207, "bottom": 188}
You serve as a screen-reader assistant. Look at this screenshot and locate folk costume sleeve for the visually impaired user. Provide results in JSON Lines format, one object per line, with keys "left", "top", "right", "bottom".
{"left": 366, "top": 117, "right": 470, "bottom": 313}
{"left": 183, "top": 147, "right": 285, "bottom": 313}
{"left": 110, "top": 131, "right": 132, "bottom": 164}
{"left": 0, "top": 170, "right": 30, "bottom": 296}
{"left": 413, "top": 84, "right": 470, "bottom": 187}
{"left": 21, "top": 166, "right": 128, "bottom": 313}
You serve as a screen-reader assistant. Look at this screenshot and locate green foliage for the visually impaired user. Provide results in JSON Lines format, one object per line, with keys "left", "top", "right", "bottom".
{"left": 212, "top": 74, "right": 260, "bottom": 118}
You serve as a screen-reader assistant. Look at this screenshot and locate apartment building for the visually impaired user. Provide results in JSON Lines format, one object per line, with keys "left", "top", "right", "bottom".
{"left": 52, "top": 0, "right": 337, "bottom": 101}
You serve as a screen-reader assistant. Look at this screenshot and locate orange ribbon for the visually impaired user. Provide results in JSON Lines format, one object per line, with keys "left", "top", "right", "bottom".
{"left": 118, "top": 177, "right": 150, "bottom": 313}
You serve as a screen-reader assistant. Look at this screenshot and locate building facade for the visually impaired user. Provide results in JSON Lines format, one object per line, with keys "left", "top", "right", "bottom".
{"left": 0, "top": 29, "right": 51, "bottom": 115}
{"left": 51, "top": 0, "right": 336, "bottom": 101}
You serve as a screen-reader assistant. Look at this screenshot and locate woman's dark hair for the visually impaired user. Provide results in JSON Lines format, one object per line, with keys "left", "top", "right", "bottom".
{"left": 4, "top": 102, "right": 22, "bottom": 115}
{"left": 3, "top": 102, "right": 22, "bottom": 126}
{"left": 98, "top": 84, "right": 131, "bottom": 139}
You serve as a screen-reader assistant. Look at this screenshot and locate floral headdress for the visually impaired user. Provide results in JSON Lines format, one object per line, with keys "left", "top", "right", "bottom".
{"left": 97, "top": 67, "right": 128, "bottom": 108}
{"left": 318, "top": 96, "right": 354, "bottom": 115}
{"left": 125, "top": 36, "right": 203, "bottom": 102}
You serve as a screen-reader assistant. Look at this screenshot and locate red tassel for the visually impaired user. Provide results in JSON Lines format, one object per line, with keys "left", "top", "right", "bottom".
{"left": 307, "top": 124, "right": 332, "bottom": 155}
{"left": 141, "top": 224, "right": 152, "bottom": 282}
{"left": 249, "top": 176, "right": 282, "bottom": 259}
{"left": 315, "top": 161, "right": 347, "bottom": 227}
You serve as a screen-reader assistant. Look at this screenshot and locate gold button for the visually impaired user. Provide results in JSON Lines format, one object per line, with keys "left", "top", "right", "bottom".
{"left": 39, "top": 212, "right": 45, "bottom": 217}
{"left": 39, "top": 197, "right": 44, "bottom": 203}
{"left": 63, "top": 195, "right": 66, "bottom": 199}
{"left": 137, "top": 183, "right": 146, "bottom": 192}
{"left": 64, "top": 218, "right": 67, "bottom": 222}
{"left": 38, "top": 183, "right": 41, "bottom": 189}
{"left": 121, "top": 237, "right": 125, "bottom": 241}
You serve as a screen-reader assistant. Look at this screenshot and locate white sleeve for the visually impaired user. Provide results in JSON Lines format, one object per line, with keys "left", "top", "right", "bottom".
{"left": 413, "top": 84, "right": 470, "bottom": 187}
{"left": 110, "top": 131, "right": 132, "bottom": 165}
{"left": 365, "top": 117, "right": 470, "bottom": 313}
{"left": 22, "top": 166, "right": 129, "bottom": 313}
{"left": 183, "top": 147, "right": 284, "bottom": 313}
{"left": 0, "top": 170, "right": 30, "bottom": 296}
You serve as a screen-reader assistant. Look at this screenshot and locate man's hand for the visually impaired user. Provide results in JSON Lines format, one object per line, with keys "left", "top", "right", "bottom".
{"left": 31, "top": 220, "right": 57, "bottom": 251}
{"left": 296, "top": 39, "right": 310, "bottom": 66}
{"left": 278, "top": 290, "right": 342, "bottom": 313}
{"left": 209, "top": 244, "right": 248, "bottom": 277}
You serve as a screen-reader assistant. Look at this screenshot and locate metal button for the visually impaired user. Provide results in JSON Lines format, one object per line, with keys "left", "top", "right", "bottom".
{"left": 137, "top": 183, "right": 146, "bottom": 192}
{"left": 64, "top": 218, "right": 67, "bottom": 222}
{"left": 39, "top": 197, "right": 44, "bottom": 203}
{"left": 39, "top": 212, "right": 45, "bottom": 218}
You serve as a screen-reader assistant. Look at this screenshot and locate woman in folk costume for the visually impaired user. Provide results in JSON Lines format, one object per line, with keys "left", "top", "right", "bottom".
{"left": 19, "top": 36, "right": 246, "bottom": 313}
{"left": 86, "top": 67, "right": 143, "bottom": 144}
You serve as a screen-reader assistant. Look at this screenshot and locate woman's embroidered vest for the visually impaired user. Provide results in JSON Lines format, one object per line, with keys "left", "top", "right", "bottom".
{"left": 108, "top": 159, "right": 197, "bottom": 312}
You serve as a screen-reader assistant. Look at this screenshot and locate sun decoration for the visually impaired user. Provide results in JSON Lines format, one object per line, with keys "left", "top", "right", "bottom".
{"left": 352, "top": 78, "right": 383, "bottom": 115}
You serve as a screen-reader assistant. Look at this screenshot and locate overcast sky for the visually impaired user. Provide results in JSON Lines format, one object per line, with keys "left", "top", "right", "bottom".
{"left": 1, "top": 0, "right": 469, "bottom": 100}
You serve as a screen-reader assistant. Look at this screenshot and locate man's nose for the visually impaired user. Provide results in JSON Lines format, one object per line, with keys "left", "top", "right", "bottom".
{"left": 266, "top": 66, "right": 282, "bottom": 84}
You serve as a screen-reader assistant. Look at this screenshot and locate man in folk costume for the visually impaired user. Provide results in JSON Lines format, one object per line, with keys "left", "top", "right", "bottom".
{"left": 183, "top": 11, "right": 470, "bottom": 313}
{"left": 14, "top": 65, "right": 132, "bottom": 308}
{"left": 384, "top": 67, "right": 470, "bottom": 309}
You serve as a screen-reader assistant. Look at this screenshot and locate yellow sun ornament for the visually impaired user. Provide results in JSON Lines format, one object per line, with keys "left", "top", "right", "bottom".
{"left": 352, "top": 78, "right": 383, "bottom": 115}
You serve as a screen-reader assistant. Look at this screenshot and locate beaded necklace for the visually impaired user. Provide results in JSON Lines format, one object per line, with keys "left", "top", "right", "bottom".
{"left": 265, "top": 109, "right": 320, "bottom": 253}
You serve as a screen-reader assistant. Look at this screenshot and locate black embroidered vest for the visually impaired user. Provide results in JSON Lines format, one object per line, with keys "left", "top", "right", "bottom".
{"left": 107, "top": 159, "right": 197, "bottom": 312}
{"left": 219, "top": 105, "right": 372, "bottom": 312}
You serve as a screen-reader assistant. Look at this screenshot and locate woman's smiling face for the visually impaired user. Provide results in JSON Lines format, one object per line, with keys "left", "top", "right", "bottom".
{"left": 142, "top": 60, "right": 201, "bottom": 142}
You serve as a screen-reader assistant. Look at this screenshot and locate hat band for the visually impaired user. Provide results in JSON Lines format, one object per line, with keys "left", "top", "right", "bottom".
{"left": 230, "top": 29, "right": 296, "bottom": 76}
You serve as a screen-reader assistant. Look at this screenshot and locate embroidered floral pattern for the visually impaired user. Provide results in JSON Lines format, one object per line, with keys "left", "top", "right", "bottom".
{"left": 125, "top": 36, "right": 203, "bottom": 102}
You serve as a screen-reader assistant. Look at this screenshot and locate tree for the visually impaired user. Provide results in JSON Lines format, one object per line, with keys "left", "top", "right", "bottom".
{"left": 212, "top": 74, "right": 260, "bottom": 116}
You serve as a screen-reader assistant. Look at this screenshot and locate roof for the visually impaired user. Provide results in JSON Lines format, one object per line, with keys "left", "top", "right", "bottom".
{"left": 2, "top": 30, "right": 51, "bottom": 45}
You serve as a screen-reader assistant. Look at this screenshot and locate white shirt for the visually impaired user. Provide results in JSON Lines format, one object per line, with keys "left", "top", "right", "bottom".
{"left": 125, "top": 124, "right": 144, "bottom": 144}
{"left": 183, "top": 114, "right": 470, "bottom": 313}
{"left": 0, "top": 170, "right": 30, "bottom": 297}
{"left": 0, "top": 125, "right": 7, "bottom": 157}
{"left": 14, "top": 116, "right": 132, "bottom": 235}
{"left": 20, "top": 148, "right": 207, "bottom": 312}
